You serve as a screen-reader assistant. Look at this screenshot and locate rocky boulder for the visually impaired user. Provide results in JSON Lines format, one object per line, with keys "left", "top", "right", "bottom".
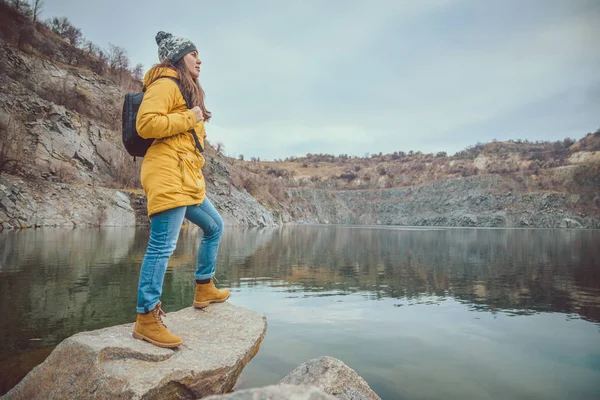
{"left": 204, "top": 384, "right": 336, "bottom": 400}
{"left": 0, "top": 174, "right": 136, "bottom": 230}
{"left": 4, "top": 303, "right": 266, "bottom": 400}
{"left": 280, "top": 357, "right": 380, "bottom": 400}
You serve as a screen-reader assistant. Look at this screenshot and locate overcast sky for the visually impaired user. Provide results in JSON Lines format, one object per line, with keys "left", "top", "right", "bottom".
{"left": 42, "top": 0, "right": 600, "bottom": 160}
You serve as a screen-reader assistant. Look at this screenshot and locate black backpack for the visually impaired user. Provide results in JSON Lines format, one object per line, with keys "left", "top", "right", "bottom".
{"left": 122, "top": 76, "right": 203, "bottom": 159}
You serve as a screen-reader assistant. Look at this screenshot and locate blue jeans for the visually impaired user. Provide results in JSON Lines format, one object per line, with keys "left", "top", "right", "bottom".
{"left": 136, "top": 198, "right": 224, "bottom": 313}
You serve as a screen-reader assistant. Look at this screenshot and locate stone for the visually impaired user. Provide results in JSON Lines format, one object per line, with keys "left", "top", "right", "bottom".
{"left": 1, "top": 196, "right": 15, "bottom": 209}
{"left": 280, "top": 357, "right": 380, "bottom": 400}
{"left": 5, "top": 303, "right": 266, "bottom": 400}
{"left": 559, "top": 218, "right": 583, "bottom": 229}
{"left": 203, "top": 385, "right": 336, "bottom": 400}
{"left": 113, "top": 191, "right": 133, "bottom": 209}
{"left": 73, "top": 150, "right": 95, "bottom": 171}
{"left": 0, "top": 175, "right": 143, "bottom": 229}
{"left": 101, "top": 191, "right": 136, "bottom": 226}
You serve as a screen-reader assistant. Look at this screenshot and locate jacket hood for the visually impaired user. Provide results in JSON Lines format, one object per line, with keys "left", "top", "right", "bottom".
{"left": 143, "top": 66, "right": 179, "bottom": 88}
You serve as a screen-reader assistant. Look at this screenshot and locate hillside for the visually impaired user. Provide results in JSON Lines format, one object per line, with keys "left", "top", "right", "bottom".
{"left": 0, "top": 3, "right": 598, "bottom": 230}
{"left": 229, "top": 133, "right": 600, "bottom": 227}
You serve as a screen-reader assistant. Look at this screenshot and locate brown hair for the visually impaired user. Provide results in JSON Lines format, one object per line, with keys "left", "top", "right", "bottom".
{"left": 145, "top": 58, "right": 211, "bottom": 122}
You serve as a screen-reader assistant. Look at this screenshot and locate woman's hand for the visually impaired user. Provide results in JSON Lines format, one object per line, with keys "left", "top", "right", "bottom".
{"left": 191, "top": 106, "right": 204, "bottom": 122}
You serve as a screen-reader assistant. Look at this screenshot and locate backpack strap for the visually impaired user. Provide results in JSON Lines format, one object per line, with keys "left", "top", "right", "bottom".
{"left": 142, "top": 76, "right": 204, "bottom": 154}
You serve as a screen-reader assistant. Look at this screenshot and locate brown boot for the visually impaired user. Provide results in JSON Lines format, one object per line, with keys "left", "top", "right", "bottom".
{"left": 194, "top": 279, "right": 231, "bottom": 309}
{"left": 132, "top": 301, "right": 183, "bottom": 348}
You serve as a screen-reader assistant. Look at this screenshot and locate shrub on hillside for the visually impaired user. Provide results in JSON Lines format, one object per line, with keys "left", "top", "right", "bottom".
{"left": 268, "top": 178, "right": 285, "bottom": 202}
{"left": 35, "top": 77, "right": 94, "bottom": 118}
{"left": 339, "top": 170, "right": 357, "bottom": 182}
{"left": 266, "top": 167, "right": 291, "bottom": 178}
{"left": 50, "top": 161, "right": 79, "bottom": 184}
{"left": 0, "top": 108, "right": 27, "bottom": 176}
{"left": 1, "top": 3, "right": 142, "bottom": 93}
{"left": 112, "top": 154, "right": 142, "bottom": 189}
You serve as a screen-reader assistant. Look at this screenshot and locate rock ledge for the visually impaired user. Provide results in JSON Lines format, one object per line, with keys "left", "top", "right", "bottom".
{"left": 4, "top": 303, "right": 267, "bottom": 400}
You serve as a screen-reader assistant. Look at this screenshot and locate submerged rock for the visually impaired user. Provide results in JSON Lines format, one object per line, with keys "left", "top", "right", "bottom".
{"left": 4, "top": 303, "right": 266, "bottom": 399}
{"left": 280, "top": 356, "right": 380, "bottom": 400}
{"left": 204, "top": 384, "right": 336, "bottom": 400}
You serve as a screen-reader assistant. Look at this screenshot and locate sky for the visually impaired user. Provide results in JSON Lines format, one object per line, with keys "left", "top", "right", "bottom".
{"left": 41, "top": 0, "right": 600, "bottom": 160}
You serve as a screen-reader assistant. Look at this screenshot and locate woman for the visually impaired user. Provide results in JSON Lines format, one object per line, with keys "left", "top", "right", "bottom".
{"left": 132, "top": 31, "right": 230, "bottom": 348}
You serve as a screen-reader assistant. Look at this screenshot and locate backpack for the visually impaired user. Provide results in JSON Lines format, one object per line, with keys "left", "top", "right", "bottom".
{"left": 122, "top": 76, "right": 203, "bottom": 159}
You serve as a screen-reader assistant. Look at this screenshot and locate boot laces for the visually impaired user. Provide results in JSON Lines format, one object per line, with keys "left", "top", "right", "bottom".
{"left": 152, "top": 303, "right": 167, "bottom": 329}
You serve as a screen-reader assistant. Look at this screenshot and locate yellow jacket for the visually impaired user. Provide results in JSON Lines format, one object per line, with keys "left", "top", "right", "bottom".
{"left": 136, "top": 67, "right": 207, "bottom": 217}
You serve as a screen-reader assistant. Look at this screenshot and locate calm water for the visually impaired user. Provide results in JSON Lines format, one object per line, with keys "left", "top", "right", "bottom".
{"left": 0, "top": 226, "right": 599, "bottom": 399}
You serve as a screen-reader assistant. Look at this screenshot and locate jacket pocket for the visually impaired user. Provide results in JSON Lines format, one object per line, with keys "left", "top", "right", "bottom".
{"left": 178, "top": 152, "right": 202, "bottom": 194}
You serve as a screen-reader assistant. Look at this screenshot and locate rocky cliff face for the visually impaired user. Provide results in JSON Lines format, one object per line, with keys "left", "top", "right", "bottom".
{"left": 283, "top": 173, "right": 600, "bottom": 229}
{"left": 0, "top": 42, "right": 124, "bottom": 186}
{"left": 0, "top": 174, "right": 135, "bottom": 229}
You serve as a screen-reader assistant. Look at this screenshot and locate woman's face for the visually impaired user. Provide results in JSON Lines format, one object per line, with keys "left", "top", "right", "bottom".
{"left": 183, "top": 51, "right": 201, "bottom": 79}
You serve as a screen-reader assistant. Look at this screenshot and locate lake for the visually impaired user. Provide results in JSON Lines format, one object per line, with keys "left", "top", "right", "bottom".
{"left": 0, "top": 226, "right": 599, "bottom": 399}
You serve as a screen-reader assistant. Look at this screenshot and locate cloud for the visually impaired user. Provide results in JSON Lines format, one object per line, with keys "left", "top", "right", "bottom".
{"left": 41, "top": 0, "right": 600, "bottom": 159}
{"left": 208, "top": 123, "right": 375, "bottom": 159}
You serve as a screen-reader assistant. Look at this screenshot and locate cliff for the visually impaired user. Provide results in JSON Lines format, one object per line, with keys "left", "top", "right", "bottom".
{"left": 282, "top": 173, "right": 600, "bottom": 228}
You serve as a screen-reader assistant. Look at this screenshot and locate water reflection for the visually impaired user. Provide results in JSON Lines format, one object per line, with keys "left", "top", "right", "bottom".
{"left": 0, "top": 226, "right": 599, "bottom": 398}
{"left": 225, "top": 226, "right": 600, "bottom": 323}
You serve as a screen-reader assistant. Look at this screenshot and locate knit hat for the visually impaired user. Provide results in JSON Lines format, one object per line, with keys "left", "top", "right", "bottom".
{"left": 155, "top": 31, "right": 197, "bottom": 64}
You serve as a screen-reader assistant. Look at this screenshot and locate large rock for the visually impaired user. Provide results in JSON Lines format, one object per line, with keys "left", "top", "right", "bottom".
{"left": 280, "top": 357, "right": 380, "bottom": 400}
{"left": 4, "top": 303, "right": 266, "bottom": 400}
{"left": 204, "top": 384, "right": 336, "bottom": 400}
{"left": 0, "top": 174, "right": 137, "bottom": 229}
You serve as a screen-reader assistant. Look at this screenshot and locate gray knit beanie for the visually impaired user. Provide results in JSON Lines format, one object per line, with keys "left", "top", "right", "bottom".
{"left": 155, "top": 31, "right": 197, "bottom": 64}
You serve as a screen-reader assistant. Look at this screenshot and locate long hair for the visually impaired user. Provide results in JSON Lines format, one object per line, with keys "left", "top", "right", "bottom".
{"left": 145, "top": 58, "right": 211, "bottom": 122}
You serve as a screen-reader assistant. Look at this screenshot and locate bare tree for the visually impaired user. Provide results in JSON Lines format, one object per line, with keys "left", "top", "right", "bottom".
{"left": 83, "top": 40, "right": 102, "bottom": 57}
{"left": 107, "top": 44, "right": 129, "bottom": 71}
{"left": 47, "top": 16, "right": 68, "bottom": 34}
{"left": 91, "top": 48, "right": 107, "bottom": 74}
{"left": 32, "top": 0, "right": 43, "bottom": 23}
{"left": 47, "top": 16, "right": 81, "bottom": 46}
{"left": 64, "top": 26, "right": 82, "bottom": 47}
{"left": 132, "top": 63, "right": 144, "bottom": 81}
{"left": 83, "top": 40, "right": 94, "bottom": 53}
{"left": 107, "top": 43, "right": 130, "bottom": 83}
{"left": 10, "top": 0, "right": 21, "bottom": 11}
{"left": 9, "top": 0, "right": 32, "bottom": 17}
{"left": 46, "top": 16, "right": 84, "bottom": 64}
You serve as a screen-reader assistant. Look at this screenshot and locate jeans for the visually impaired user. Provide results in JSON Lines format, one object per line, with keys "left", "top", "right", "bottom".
{"left": 136, "top": 198, "right": 224, "bottom": 313}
